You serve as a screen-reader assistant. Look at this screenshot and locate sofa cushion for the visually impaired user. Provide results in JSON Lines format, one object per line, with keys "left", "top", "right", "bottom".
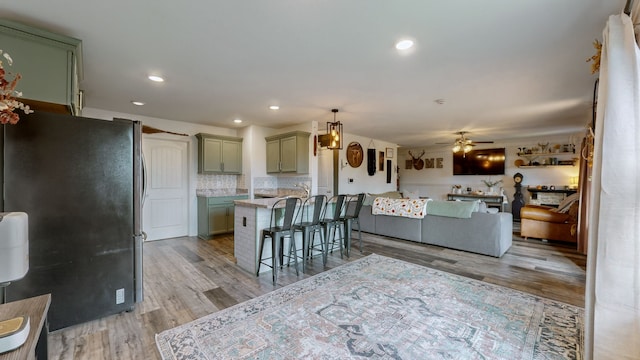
{"left": 375, "top": 214, "right": 422, "bottom": 242}
{"left": 422, "top": 212, "right": 513, "bottom": 257}
{"left": 426, "top": 200, "right": 478, "bottom": 218}
{"left": 363, "top": 191, "right": 403, "bottom": 206}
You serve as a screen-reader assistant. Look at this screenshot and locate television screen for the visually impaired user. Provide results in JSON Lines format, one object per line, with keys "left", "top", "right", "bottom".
{"left": 453, "top": 148, "right": 505, "bottom": 175}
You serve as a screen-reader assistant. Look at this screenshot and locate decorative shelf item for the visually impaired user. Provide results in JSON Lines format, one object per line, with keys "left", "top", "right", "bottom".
{"left": 515, "top": 150, "right": 578, "bottom": 167}
{"left": 518, "top": 163, "right": 576, "bottom": 168}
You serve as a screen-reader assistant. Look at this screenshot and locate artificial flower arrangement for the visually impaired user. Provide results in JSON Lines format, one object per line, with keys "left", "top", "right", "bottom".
{"left": 1, "top": 49, "right": 33, "bottom": 125}
{"left": 482, "top": 179, "right": 502, "bottom": 188}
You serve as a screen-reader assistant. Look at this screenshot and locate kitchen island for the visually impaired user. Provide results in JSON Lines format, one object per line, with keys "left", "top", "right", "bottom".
{"left": 234, "top": 196, "right": 347, "bottom": 276}
{"left": 233, "top": 197, "right": 299, "bottom": 275}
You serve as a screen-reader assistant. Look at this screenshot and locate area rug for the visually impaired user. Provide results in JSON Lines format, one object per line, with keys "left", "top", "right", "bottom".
{"left": 156, "top": 254, "right": 583, "bottom": 359}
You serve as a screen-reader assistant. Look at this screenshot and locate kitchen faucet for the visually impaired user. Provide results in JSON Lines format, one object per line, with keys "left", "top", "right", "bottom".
{"left": 295, "top": 183, "right": 310, "bottom": 197}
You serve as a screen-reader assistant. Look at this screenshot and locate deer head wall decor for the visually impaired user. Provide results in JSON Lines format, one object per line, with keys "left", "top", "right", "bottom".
{"left": 408, "top": 150, "right": 425, "bottom": 170}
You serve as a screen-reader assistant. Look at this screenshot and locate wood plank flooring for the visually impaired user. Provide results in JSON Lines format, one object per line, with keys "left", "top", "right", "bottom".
{"left": 47, "top": 226, "right": 586, "bottom": 359}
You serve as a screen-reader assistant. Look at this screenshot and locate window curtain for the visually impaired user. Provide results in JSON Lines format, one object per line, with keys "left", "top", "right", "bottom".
{"left": 584, "top": 10, "right": 640, "bottom": 359}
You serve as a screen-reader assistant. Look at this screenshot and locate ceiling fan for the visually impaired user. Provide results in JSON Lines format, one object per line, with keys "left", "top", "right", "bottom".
{"left": 438, "top": 131, "right": 494, "bottom": 155}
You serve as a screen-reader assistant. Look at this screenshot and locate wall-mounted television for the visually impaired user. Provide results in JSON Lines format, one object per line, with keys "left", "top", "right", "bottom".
{"left": 453, "top": 148, "right": 506, "bottom": 175}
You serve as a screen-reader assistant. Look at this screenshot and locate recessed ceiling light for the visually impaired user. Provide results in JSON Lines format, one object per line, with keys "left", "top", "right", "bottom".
{"left": 233, "top": 119, "right": 243, "bottom": 123}
{"left": 131, "top": 101, "right": 145, "bottom": 106}
{"left": 148, "top": 75, "right": 164, "bottom": 82}
{"left": 395, "top": 39, "right": 414, "bottom": 50}
{"left": 269, "top": 105, "right": 280, "bottom": 110}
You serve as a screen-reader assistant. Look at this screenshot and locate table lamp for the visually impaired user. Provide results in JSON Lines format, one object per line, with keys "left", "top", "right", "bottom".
{"left": 0, "top": 212, "right": 30, "bottom": 354}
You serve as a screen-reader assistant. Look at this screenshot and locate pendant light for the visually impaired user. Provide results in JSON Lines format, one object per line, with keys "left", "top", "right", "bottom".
{"left": 318, "top": 108, "right": 343, "bottom": 150}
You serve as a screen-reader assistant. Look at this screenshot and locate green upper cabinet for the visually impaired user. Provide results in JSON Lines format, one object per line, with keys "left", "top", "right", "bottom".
{"left": 266, "top": 138, "right": 281, "bottom": 173}
{"left": 0, "top": 19, "right": 83, "bottom": 115}
{"left": 265, "top": 131, "right": 310, "bottom": 174}
{"left": 196, "top": 133, "right": 243, "bottom": 174}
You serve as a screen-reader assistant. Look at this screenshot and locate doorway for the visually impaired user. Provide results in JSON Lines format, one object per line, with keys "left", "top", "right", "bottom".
{"left": 142, "top": 137, "right": 189, "bottom": 241}
{"left": 317, "top": 146, "right": 334, "bottom": 198}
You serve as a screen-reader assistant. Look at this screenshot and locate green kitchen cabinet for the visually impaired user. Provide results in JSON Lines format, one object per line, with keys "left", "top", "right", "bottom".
{"left": 197, "top": 195, "right": 247, "bottom": 239}
{"left": 196, "top": 133, "right": 243, "bottom": 174}
{"left": 265, "top": 131, "right": 310, "bottom": 174}
{"left": 0, "top": 19, "right": 83, "bottom": 115}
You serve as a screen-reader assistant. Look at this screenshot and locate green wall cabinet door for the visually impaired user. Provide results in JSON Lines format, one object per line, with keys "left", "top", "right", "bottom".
{"left": 265, "top": 131, "right": 310, "bottom": 174}
{"left": 266, "top": 139, "right": 281, "bottom": 173}
{"left": 222, "top": 140, "right": 242, "bottom": 174}
{"left": 196, "top": 133, "right": 243, "bottom": 174}
{"left": 0, "top": 19, "right": 83, "bottom": 115}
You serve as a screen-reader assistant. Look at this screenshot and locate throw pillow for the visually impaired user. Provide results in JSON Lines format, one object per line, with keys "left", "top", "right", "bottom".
{"left": 404, "top": 190, "right": 420, "bottom": 199}
{"left": 556, "top": 193, "right": 580, "bottom": 213}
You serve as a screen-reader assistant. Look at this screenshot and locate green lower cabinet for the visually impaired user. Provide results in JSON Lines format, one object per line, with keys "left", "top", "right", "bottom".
{"left": 198, "top": 195, "right": 247, "bottom": 239}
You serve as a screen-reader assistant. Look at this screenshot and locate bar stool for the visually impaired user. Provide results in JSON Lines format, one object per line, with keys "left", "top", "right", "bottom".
{"left": 257, "top": 197, "right": 301, "bottom": 284}
{"left": 341, "top": 193, "right": 366, "bottom": 256}
{"left": 292, "top": 194, "right": 327, "bottom": 272}
{"left": 319, "top": 194, "right": 346, "bottom": 264}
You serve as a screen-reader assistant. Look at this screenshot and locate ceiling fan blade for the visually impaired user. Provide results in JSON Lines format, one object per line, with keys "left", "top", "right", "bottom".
{"left": 471, "top": 141, "right": 494, "bottom": 144}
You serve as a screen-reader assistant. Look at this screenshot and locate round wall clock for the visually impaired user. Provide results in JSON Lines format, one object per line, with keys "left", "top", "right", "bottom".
{"left": 514, "top": 172, "right": 523, "bottom": 184}
{"left": 346, "top": 142, "right": 364, "bottom": 168}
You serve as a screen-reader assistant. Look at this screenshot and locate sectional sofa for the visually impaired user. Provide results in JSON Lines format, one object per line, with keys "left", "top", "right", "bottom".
{"left": 357, "top": 192, "right": 513, "bottom": 257}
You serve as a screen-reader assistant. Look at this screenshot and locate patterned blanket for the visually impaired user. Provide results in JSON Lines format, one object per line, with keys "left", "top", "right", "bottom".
{"left": 371, "top": 197, "right": 429, "bottom": 219}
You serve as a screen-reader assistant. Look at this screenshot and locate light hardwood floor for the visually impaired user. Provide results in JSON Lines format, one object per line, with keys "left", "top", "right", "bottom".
{"left": 48, "top": 226, "right": 586, "bottom": 359}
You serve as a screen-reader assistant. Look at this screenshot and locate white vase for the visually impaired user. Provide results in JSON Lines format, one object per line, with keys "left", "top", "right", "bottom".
{"left": 488, "top": 187, "right": 495, "bottom": 195}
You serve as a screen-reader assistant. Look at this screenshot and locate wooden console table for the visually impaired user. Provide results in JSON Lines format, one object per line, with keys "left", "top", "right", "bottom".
{"left": 0, "top": 294, "right": 51, "bottom": 360}
{"left": 447, "top": 193, "right": 505, "bottom": 212}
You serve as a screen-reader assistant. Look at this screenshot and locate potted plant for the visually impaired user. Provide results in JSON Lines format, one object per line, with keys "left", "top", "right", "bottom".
{"left": 482, "top": 179, "right": 502, "bottom": 195}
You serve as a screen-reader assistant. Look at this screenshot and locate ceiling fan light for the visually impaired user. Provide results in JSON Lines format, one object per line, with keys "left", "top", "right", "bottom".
{"left": 464, "top": 145, "right": 473, "bottom": 153}
{"left": 453, "top": 144, "right": 461, "bottom": 153}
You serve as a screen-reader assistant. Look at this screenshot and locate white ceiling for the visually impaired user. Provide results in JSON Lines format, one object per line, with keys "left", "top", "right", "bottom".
{"left": 0, "top": 1, "right": 623, "bottom": 147}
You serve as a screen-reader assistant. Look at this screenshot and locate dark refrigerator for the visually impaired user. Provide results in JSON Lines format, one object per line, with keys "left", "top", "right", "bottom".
{"left": 0, "top": 111, "right": 144, "bottom": 331}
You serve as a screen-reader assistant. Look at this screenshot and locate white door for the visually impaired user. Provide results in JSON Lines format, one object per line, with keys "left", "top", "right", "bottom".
{"left": 317, "top": 147, "right": 334, "bottom": 198}
{"left": 143, "top": 137, "right": 189, "bottom": 241}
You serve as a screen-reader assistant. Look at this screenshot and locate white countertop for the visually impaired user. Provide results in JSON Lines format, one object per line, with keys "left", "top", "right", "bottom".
{"left": 196, "top": 189, "right": 247, "bottom": 197}
{"left": 234, "top": 197, "right": 306, "bottom": 209}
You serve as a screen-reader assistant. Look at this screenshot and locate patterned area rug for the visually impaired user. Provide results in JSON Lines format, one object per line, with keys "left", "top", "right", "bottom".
{"left": 156, "top": 254, "right": 583, "bottom": 359}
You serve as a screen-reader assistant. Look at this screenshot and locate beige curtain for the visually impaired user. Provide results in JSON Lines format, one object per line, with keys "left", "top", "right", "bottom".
{"left": 584, "top": 9, "right": 640, "bottom": 360}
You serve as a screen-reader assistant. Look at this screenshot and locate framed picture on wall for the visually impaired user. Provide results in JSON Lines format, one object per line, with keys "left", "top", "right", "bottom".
{"left": 386, "top": 147, "right": 394, "bottom": 158}
{"left": 379, "top": 151, "right": 384, "bottom": 171}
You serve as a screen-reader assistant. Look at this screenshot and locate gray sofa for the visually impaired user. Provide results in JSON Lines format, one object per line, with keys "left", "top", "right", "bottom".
{"left": 358, "top": 203, "right": 513, "bottom": 257}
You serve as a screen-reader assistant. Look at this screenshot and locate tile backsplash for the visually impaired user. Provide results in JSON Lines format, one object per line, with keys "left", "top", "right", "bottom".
{"left": 253, "top": 176, "right": 311, "bottom": 190}
{"left": 196, "top": 174, "right": 308, "bottom": 192}
{"left": 196, "top": 174, "right": 239, "bottom": 190}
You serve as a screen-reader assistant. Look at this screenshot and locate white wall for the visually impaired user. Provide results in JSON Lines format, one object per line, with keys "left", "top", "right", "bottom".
{"left": 337, "top": 132, "right": 398, "bottom": 195}
{"left": 399, "top": 133, "right": 584, "bottom": 206}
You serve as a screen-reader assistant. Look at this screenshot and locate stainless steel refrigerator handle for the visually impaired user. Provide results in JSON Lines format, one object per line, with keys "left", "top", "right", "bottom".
{"left": 141, "top": 152, "right": 148, "bottom": 206}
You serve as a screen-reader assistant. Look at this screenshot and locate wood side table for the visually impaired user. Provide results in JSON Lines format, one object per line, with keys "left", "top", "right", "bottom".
{"left": 0, "top": 294, "right": 51, "bottom": 360}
